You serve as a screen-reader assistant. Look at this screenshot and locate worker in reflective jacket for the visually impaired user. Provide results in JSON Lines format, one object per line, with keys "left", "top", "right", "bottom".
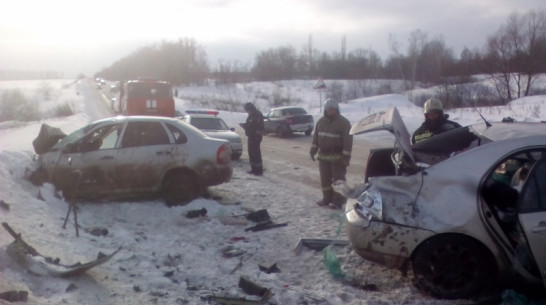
{"left": 309, "top": 99, "right": 353, "bottom": 209}
{"left": 412, "top": 98, "right": 461, "bottom": 144}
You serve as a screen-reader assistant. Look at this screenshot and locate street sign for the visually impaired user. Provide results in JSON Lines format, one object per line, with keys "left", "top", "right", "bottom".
{"left": 313, "top": 78, "right": 327, "bottom": 112}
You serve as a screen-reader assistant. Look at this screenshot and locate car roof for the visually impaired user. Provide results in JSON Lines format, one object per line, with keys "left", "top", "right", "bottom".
{"left": 270, "top": 106, "right": 306, "bottom": 110}
{"left": 92, "top": 115, "right": 182, "bottom": 125}
{"left": 470, "top": 122, "right": 546, "bottom": 141}
{"left": 187, "top": 114, "right": 222, "bottom": 119}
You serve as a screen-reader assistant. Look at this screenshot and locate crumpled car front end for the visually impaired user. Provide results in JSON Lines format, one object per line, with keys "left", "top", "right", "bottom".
{"left": 343, "top": 175, "right": 436, "bottom": 270}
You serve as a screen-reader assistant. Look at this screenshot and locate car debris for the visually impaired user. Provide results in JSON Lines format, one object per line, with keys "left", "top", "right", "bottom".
{"left": 238, "top": 276, "right": 273, "bottom": 298}
{"left": 244, "top": 221, "right": 287, "bottom": 232}
{"left": 221, "top": 245, "right": 246, "bottom": 258}
{"left": 204, "top": 294, "right": 267, "bottom": 305}
{"left": 185, "top": 207, "right": 207, "bottom": 218}
{"left": 0, "top": 290, "right": 28, "bottom": 302}
{"left": 201, "top": 277, "right": 273, "bottom": 305}
{"left": 293, "top": 238, "right": 349, "bottom": 255}
{"left": 244, "top": 209, "right": 270, "bottom": 223}
{"left": 258, "top": 262, "right": 280, "bottom": 274}
{"left": 84, "top": 226, "right": 109, "bottom": 237}
{"left": 0, "top": 199, "right": 10, "bottom": 210}
{"left": 2, "top": 222, "right": 120, "bottom": 277}
{"left": 32, "top": 123, "right": 66, "bottom": 155}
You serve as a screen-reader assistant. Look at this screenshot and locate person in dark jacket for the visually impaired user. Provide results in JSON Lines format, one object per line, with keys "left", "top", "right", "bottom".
{"left": 309, "top": 99, "right": 353, "bottom": 209}
{"left": 240, "top": 102, "right": 264, "bottom": 175}
{"left": 412, "top": 98, "right": 461, "bottom": 144}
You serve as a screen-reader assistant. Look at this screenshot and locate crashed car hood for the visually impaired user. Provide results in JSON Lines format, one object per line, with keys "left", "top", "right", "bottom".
{"left": 350, "top": 107, "right": 414, "bottom": 162}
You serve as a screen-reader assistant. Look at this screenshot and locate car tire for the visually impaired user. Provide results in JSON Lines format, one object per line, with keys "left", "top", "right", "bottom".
{"left": 232, "top": 153, "right": 242, "bottom": 160}
{"left": 162, "top": 171, "right": 200, "bottom": 206}
{"left": 412, "top": 234, "right": 496, "bottom": 299}
{"left": 305, "top": 129, "right": 312, "bottom": 136}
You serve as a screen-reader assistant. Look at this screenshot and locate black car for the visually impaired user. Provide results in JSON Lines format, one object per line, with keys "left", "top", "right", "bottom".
{"left": 263, "top": 106, "right": 314, "bottom": 137}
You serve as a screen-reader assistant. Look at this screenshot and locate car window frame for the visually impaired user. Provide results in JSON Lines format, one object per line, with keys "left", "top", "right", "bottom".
{"left": 518, "top": 154, "right": 546, "bottom": 214}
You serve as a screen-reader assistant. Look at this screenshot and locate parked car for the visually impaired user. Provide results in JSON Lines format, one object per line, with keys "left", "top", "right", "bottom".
{"left": 339, "top": 107, "right": 546, "bottom": 299}
{"left": 179, "top": 110, "right": 243, "bottom": 160}
{"left": 32, "top": 116, "right": 232, "bottom": 206}
{"left": 263, "top": 106, "right": 314, "bottom": 137}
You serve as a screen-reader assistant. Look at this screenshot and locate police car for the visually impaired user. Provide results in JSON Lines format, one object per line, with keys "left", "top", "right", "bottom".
{"left": 180, "top": 110, "right": 243, "bottom": 160}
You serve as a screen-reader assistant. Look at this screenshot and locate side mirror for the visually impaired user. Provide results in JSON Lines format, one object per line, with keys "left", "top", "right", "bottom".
{"left": 230, "top": 127, "right": 235, "bottom": 131}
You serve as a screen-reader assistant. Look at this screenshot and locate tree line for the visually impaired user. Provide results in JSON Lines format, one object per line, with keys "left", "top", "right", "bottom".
{"left": 96, "top": 9, "right": 546, "bottom": 106}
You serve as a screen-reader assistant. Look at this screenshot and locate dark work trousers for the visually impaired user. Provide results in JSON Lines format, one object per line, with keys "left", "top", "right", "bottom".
{"left": 248, "top": 136, "right": 263, "bottom": 174}
{"left": 318, "top": 159, "right": 347, "bottom": 205}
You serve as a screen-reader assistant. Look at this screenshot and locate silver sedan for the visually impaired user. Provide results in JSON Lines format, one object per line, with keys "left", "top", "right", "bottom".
{"left": 341, "top": 107, "right": 546, "bottom": 299}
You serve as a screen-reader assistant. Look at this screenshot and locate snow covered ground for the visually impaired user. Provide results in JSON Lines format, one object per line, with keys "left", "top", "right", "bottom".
{"left": 0, "top": 78, "right": 545, "bottom": 305}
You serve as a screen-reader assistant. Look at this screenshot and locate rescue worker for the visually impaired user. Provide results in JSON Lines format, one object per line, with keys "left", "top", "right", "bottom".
{"left": 309, "top": 99, "right": 353, "bottom": 209}
{"left": 412, "top": 98, "right": 461, "bottom": 144}
{"left": 240, "top": 102, "right": 264, "bottom": 175}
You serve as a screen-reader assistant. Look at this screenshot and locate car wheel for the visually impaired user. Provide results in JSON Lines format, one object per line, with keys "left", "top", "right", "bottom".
{"left": 232, "top": 153, "right": 242, "bottom": 160}
{"left": 305, "top": 129, "right": 312, "bottom": 136}
{"left": 412, "top": 234, "right": 496, "bottom": 299}
{"left": 162, "top": 171, "right": 199, "bottom": 206}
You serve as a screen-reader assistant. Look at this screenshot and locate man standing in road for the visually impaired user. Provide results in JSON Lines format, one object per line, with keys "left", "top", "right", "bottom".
{"left": 309, "top": 99, "right": 353, "bottom": 209}
{"left": 240, "top": 102, "right": 264, "bottom": 176}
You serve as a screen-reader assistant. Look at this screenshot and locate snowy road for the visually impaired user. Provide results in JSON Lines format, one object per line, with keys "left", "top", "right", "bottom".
{"left": 232, "top": 128, "right": 389, "bottom": 190}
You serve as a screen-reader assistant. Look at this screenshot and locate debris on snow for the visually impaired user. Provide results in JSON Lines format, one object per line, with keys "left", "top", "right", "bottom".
{"left": 293, "top": 238, "right": 349, "bottom": 255}
{"left": 2, "top": 222, "right": 120, "bottom": 277}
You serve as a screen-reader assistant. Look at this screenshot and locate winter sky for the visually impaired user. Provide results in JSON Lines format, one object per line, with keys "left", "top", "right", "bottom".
{"left": 1, "top": 0, "right": 544, "bottom": 77}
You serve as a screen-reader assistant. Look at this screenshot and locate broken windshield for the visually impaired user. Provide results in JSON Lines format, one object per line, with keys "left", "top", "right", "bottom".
{"left": 51, "top": 123, "right": 97, "bottom": 151}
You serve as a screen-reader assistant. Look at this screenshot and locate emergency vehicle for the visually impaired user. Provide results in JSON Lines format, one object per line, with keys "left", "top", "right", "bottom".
{"left": 120, "top": 79, "right": 175, "bottom": 117}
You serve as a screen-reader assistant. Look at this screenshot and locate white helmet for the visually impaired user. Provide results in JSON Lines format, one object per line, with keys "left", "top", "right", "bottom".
{"left": 423, "top": 98, "right": 443, "bottom": 114}
{"left": 324, "top": 99, "right": 339, "bottom": 111}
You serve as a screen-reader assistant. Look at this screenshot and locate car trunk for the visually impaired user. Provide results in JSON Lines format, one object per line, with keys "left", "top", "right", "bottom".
{"left": 289, "top": 114, "right": 313, "bottom": 124}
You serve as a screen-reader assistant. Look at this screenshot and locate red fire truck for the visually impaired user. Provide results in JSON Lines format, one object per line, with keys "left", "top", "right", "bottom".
{"left": 119, "top": 79, "right": 175, "bottom": 117}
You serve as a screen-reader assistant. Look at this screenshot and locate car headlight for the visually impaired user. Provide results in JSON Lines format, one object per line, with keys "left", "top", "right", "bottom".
{"left": 353, "top": 185, "right": 382, "bottom": 221}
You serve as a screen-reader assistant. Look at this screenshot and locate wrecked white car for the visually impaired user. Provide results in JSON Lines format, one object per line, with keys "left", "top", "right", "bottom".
{"left": 33, "top": 116, "right": 232, "bottom": 205}
{"left": 342, "top": 107, "right": 546, "bottom": 299}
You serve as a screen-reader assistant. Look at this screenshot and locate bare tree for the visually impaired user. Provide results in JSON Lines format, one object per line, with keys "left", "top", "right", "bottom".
{"left": 485, "top": 9, "right": 546, "bottom": 103}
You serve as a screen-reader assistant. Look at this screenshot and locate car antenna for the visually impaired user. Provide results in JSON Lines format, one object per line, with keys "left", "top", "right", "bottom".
{"left": 473, "top": 106, "right": 492, "bottom": 127}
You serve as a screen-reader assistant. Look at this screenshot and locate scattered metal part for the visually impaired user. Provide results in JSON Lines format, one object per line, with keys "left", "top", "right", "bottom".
{"left": 85, "top": 227, "right": 108, "bottom": 237}
{"left": 185, "top": 208, "right": 207, "bottom": 219}
{"left": 2, "top": 222, "right": 120, "bottom": 277}
{"left": 244, "top": 209, "right": 270, "bottom": 223}
{"left": 293, "top": 238, "right": 349, "bottom": 255}
{"left": 0, "top": 199, "right": 10, "bottom": 210}
{"left": 238, "top": 276, "right": 273, "bottom": 298}
{"left": 205, "top": 294, "right": 264, "bottom": 305}
{"left": 0, "top": 290, "right": 28, "bottom": 302}
{"left": 244, "top": 221, "right": 287, "bottom": 232}
{"left": 258, "top": 263, "right": 280, "bottom": 274}
{"left": 230, "top": 256, "right": 244, "bottom": 275}
{"left": 221, "top": 245, "right": 246, "bottom": 258}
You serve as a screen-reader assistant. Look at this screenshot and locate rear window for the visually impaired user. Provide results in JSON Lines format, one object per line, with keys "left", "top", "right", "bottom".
{"left": 281, "top": 108, "right": 307, "bottom": 116}
{"left": 191, "top": 117, "right": 228, "bottom": 130}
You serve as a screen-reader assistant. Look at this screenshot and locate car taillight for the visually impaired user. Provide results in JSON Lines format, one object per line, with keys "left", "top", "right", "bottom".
{"left": 285, "top": 117, "right": 292, "bottom": 124}
{"left": 217, "top": 144, "right": 231, "bottom": 164}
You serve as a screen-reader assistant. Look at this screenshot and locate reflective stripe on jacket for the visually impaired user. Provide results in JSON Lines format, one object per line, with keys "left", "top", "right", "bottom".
{"left": 311, "top": 113, "right": 352, "bottom": 161}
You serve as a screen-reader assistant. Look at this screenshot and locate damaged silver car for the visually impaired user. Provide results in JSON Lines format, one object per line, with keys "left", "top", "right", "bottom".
{"left": 33, "top": 116, "right": 232, "bottom": 205}
{"left": 340, "top": 107, "right": 546, "bottom": 299}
